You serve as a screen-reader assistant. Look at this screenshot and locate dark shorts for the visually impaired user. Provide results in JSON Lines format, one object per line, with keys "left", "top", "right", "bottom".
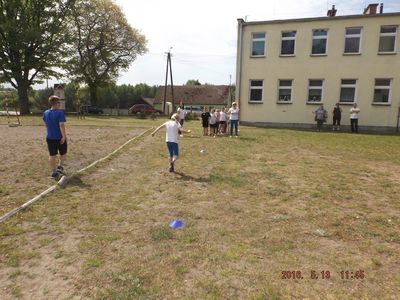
{"left": 210, "top": 124, "right": 217, "bottom": 128}
{"left": 47, "top": 139, "right": 67, "bottom": 156}
{"left": 333, "top": 116, "right": 341, "bottom": 126}
{"left": 166, "top": 142, "right": 179, "bottom": 157}
{"left": 202, "top": 121, "right": 209, "bottom": 128}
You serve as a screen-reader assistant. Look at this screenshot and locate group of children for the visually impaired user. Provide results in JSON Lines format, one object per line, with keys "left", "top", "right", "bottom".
{"left": 43, "top": 95, "right": 239, "bottom": 176}
{"left": 200, "top": 102, "right": 240, "bottom": 137}
{"left": 151, "top": 102, "right": 240, "bottom": 173}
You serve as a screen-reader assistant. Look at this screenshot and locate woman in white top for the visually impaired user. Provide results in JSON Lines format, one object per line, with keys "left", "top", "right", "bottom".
{"left": 151, "top": 113, "right": 191, "bottom": 172}
{"left": 227, "top": 101, "right": 240, "bottom": 137}
{"left": 349, "top": 103, "right": 360, "bottom": 133}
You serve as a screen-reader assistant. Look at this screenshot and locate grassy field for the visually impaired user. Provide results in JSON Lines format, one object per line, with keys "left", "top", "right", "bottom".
{"left": 0, "top": 116, "right": 399, "bottom": 299}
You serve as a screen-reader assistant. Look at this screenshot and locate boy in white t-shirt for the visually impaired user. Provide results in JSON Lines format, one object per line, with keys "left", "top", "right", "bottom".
{"left": 151, "top": 113, "right": 191, "bottom": 172}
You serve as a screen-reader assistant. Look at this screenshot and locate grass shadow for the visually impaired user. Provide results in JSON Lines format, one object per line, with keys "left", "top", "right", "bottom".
{"left": 66, "top": 175, "right": 90, "bottom": 188}
{"left": 173, "top": 171, "right": 210, "bottom": 183}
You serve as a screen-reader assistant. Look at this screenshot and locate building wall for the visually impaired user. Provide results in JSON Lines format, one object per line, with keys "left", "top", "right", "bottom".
{"left": 237, "top": 14, "right": 400, "bottom": 129}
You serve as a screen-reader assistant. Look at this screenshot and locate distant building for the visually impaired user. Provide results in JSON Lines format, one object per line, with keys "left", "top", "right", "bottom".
{"left": 153, "top": 85, "right": 231, "bottom": 111}
{"left": 235, "top": 4, "right": 400, "bottom": 131}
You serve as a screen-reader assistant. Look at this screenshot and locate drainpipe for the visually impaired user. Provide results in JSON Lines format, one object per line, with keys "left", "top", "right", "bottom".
{"left": 235, "top": 18, "right": 245, "bottom": 107}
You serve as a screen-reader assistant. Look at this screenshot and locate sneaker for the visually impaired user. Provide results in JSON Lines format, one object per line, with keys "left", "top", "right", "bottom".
{"left": 57, "top": 165, "right": 65, "bottom": 174}
{"left": 169, "top": 162, "right": 174, "bottom": 173}
{"left": 51, "top": 171, "right": 58, "bottom": 178}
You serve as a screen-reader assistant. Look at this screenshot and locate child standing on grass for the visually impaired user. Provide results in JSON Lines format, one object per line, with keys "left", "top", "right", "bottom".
{"left": 201, "top": 107, "right": 211, "bottom": 136}
{"left": 43, "top": 95, "right": 67, "bottom": 178}
{"left": 151, "top": 113, "right": 191, "bottom": 172}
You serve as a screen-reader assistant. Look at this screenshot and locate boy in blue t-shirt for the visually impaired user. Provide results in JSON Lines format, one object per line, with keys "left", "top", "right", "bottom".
{"left": 43, "top": 95, "right": 67, "bottom": 178}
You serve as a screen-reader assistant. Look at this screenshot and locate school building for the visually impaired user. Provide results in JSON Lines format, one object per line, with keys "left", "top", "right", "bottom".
{"left": 235, "top": 4, "right": 400, "bottom": 131}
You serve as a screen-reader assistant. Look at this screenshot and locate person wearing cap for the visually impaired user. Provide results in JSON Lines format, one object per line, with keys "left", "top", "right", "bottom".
{"left": 43, "top": 95, "right": 67, "bottom": 178}
{"left": 151, "top": 113, "right": 191, "bottom": 172}
{"left": 227, "top": 101, "right": 240, "bottom": 138}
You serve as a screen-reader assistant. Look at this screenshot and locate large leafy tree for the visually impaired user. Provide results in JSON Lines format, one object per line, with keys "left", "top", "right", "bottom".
{"left": 70, "top": 0, "right": 147, "bottom": 106}
{"left": 0, "top": 0, "right": 75, "bottom": 114}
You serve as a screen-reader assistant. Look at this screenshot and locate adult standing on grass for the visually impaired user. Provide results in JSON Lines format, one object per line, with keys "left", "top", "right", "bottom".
{"left": 151, "top": 113, "right": 191, "bottom": 173}
{"left": 43, "top": 95, "right": 67, "bottom": 178}
{"left": 228, "top": 101, "right": 240, "bottom": 138}
{"left": 350, "top": 103, "right": 360, "bottom": 133}
{"left": 332, "top": 102, "right": 342, "bottom": 131}
{"left": 314, "top": 104, "right": 327, "bottom": 132}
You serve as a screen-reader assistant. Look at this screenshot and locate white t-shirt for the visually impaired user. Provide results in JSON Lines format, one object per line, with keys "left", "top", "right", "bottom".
{"left": 209, "top": 112, "right": 217, "bottom": 124}
{"left": 350, "top": 107, "right": 360, "bottom": 119}
{"left": 228, "top": 107, "right": 240, "bottom": 120}
{"left": 165, "top": 120, "right": 181, "bottom": 143}
{"left": 219, "top": 111, "right": 227, "bottom": 122}
{"left": 177, "top": 107, "right": 186, "bottom": 120}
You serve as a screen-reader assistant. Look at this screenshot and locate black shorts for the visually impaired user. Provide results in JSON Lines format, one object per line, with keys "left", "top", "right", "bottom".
{"left": 202, "top": 121, "right": 209, "bottom": 128}
{"left": 47, "top": 139, "right": 67, "bottom": 156}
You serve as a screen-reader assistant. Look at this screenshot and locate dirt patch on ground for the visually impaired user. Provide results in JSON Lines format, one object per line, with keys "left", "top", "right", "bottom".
{"left": 0, "top": 123, "right": 147, "bottom": 216}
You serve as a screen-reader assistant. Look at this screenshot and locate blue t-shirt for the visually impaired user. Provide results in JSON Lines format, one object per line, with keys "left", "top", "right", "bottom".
{"left": 43, "top": 109, "right": 66, "bottom": 140}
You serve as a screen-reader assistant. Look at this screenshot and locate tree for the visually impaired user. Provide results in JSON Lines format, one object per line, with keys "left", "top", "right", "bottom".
{"left": 185, "top": 79, "right": 201, "bottom": 86}
{"left": 0, "top": 0, "right": 76, "bottom": 114}
{"left": 69, "top": 0, "right": 147, "bottom": 106}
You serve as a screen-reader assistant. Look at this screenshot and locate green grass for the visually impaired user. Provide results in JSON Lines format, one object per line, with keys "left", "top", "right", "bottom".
{"left": 0, "top": 117, "right": 399, "bottom": 299}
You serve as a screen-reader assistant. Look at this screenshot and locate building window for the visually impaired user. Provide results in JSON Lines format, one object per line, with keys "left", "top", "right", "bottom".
{"left": 339, "top": 79, "right": 357, "bottom": 103}
{"left": 344, "top": 27, "right": 362, "bottom": 54}
{"left": 312, "top": 29, "right": 328, "bottom": 55}
{"left": 373, "top": 79, "right": 391, "bottom": 103}
{"left": 307, "top": 80, "right": 323, "bottom": 103}
{"left": 281, "top": 31, "right": 296, "bottom": 55}
{"left": 251, "top": 33, "right": 266, "bottom": 57}
{"left": 378, "top": 26, "right": 398, "bottom": 53}
{"left": 249, "top": 80, "right": 263, "bottom": 102}
{"left": 277, "top": 80, "right": 293, "bottom": 103}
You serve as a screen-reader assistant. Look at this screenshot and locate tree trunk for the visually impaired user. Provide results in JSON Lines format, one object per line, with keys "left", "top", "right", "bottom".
{"left": 17, "top": 82, "right": 30, "bottom": 115}
{"left": 89, "top": 84, "right": 98, "bottom": 106}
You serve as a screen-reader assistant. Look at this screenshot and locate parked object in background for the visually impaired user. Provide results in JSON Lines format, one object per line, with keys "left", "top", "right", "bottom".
{"left": 129, "top": 104, "right": 163, "bottom": 115}
{"left": 79, "top": 105, "right": 104, "bottom": 114}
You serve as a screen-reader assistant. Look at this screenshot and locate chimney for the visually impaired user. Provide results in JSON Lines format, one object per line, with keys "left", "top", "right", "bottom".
{"left": 363, "top": 3, "right": 379, "bottom": 15}
{"left": 327, "top": 5, "right": 337, "bottom": 17}
{"left": 380, "top": 3, "right": 383, "bottom": 14}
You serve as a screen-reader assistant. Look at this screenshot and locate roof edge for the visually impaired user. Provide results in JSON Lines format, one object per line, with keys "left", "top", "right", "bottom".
{"left": 241, "top": 12, "right": 400, "bottom": 26}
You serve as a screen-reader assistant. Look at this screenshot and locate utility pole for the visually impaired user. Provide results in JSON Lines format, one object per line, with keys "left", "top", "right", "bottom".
{"left": 163, "top": 47, "right": 175, "bottom": 114}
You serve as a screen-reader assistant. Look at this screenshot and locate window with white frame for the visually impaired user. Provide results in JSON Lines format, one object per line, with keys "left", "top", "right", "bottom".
{"left": 344, "top": 27, "right": 362, "bottom": 54}
{"left": 249, "top": 80, "right": 263, "bottom": 102}
{"left": 251, "top": 33, "right": 266, "bottom": 56}
{"left": 373, "top": 79, "right": 391, "bottom": 103}
{"left": 281, "top": 31, "right": 296, "bottom": 55}
{"left": 307, "top": 80, "right": 323, "bottom": 103}
{"left": 378, "top": 26, "right": 398, "bottom": 53}
{"left": 339, "top": 79, "right": 357, "bottom": 103}
{"left": 277, "top": 80, "right": 293, "bottom": 102}
{"left": 312, "top": 29, "right": 328, "bottom": 55}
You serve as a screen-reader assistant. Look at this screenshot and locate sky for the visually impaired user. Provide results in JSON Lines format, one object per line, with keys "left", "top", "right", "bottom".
{"left": 114, "top": 0, "right": 400, "bottom": 87}
{"left": 36, "top": 0, "right": 400, "bottom": 88}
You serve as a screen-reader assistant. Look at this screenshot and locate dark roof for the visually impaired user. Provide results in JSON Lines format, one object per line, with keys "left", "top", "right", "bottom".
{"left": 154, "top": 85, "right": 230, "bottom": 105}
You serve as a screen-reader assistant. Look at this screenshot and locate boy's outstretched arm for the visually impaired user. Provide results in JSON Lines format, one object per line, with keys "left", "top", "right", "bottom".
{"left": 151, "top": 124, "right": 165, "bottom": 137}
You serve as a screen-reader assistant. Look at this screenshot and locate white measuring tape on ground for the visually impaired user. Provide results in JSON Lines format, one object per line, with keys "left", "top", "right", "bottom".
{"left": 0, "top": 128, "right": 152, "bottom": 223}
